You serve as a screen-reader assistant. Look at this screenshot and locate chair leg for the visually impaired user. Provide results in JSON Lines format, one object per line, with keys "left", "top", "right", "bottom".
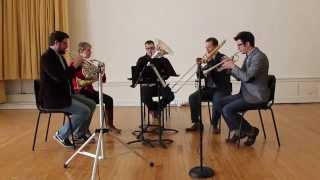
{"left": 258, "top": 110, "right": 267, "bottom": 139}
{"left": 168, "top": 104, "right": 171, "bottom": 117}
{"left": 238, "top": 117, "right": 243, "bottom": 148}
{"left": 147, "top": 108, "right": 150, "bottom": 126}
{"left": 62, "top": 114, "right": 66, "bottom": 125}
{"left": 165, "top": 107, "right": 168, "bottom": 122}
{"left": 143, "top": 103, "right": 146, "bottom": 120}
{"left": 103, "top": 106, "right": 108, "bottom": 128}
{"left": 67, "top": 115, "right": 76, "bottom": 150}
{"left": 32, "top": 112, "right": 42, "bottom": 151}
{"left": 45, "top": 113, "right": 52, "bottom": 142}
{"left": 270, "top": 108, "right": 281, "bottom": 147}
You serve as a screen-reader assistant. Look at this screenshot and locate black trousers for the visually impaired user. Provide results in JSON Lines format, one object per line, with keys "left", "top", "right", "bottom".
{"left": 80, "top": 89, "right": 114, "bottom": 126}
{"left": 189, "top": 87, "right": 229, "bottom": 127}
{"left": 141, "top": 86, "right": 174, "bottom": 111}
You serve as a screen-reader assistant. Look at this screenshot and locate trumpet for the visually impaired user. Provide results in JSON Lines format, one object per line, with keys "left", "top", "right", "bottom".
{"left": 202, "top": 52, "right": 240, "bottom": 77}
{"left": 170, "top": 40, "right": 226, "bottom": 93}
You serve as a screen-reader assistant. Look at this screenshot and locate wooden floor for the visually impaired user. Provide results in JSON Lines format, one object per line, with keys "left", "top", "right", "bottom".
{"left": 0, "top": 104, "right": 320, "bottom": 180}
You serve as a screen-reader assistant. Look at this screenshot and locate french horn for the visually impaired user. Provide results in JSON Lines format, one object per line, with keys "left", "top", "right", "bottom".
{"left": 82, "top": 59, "right": 105, "bottom": 80}
{"left": 151, "top": 39, "right": 174, "bottom": 58}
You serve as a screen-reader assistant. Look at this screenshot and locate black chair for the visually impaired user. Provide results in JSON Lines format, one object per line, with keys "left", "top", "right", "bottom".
{"left": 235, "top": 75, "right": 281, "bottom": 147}
{"left": 32, "top": 80, "right": 76, "bottom": 151}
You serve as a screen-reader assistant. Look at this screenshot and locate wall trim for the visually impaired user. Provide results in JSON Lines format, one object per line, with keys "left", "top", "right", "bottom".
{"left": 1, "top": 77, "right": 320, "bottom": 109}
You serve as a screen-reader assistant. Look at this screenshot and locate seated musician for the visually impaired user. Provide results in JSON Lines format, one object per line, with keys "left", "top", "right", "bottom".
{"left": 186, "top": 37, "right": 232, "bottom": 133}
{"left": 71, "top": 42, "right": 121, "bottom": 134}
{"left": 136, "top": 40, "right": 177, "bottom": 120}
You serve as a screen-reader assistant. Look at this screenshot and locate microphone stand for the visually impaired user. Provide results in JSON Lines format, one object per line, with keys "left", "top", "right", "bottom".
{"left": 189, "top": 64, "right": 214, "bottom": 178}
{"left": 64, "top": 65, "right": 154, "bottom": 180}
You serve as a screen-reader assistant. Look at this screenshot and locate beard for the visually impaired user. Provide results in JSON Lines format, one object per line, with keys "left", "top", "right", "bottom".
{"left": 57, "top": 49, "right": 66, "bottom": 55}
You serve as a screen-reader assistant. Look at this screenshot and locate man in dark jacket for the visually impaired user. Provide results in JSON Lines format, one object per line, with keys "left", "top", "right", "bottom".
{"left": 136, "top": 40, "right": 177, "bottom": 120}
{"left": 186, "top": 37, "right": 232, "bottom": 133}
{"left": 39, "top": 31, "right": 92, "bottom": 148}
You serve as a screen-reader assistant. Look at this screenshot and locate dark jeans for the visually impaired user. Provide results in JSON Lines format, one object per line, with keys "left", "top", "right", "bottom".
{"left": 216, "top": 94, "right": 265, "bottom": 132}
{"left": 80, "top": 89, "right": 115, "bottom": 126}
{"left": 141, "top": 86, "right": 174, "bottom": 111}
{"left": 188, "top": 87, "right": 229, "bottom": 127}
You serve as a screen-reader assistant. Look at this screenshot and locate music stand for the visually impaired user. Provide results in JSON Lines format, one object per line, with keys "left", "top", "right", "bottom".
{"left": 128, "top": 65, "right": 157, "bottom": 147}
{"left": 129, "top": 64, "right": 176, "bottom": 148}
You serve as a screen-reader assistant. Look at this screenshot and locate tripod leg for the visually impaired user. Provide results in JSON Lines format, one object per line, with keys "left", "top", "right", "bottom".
{"left": 91, "top": 132, "right": 102, "bottom": 180}
{"left": 64, "top": 133, "right": 97, "bottom": 168}
{"left": 109, "top": 133, "right": 154, "bottom": 166}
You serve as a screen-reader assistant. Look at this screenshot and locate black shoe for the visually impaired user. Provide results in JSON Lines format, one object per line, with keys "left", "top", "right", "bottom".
{"left": 225, "top": 132, "right": 247, "bottom": 144}
{"left": 244, "top": 127, "right": 259, "bottom": 146}
{"left": 185, "top": 123, "right": 201, "bottom": 132}
{"left": 74, "top": 133, "right": 96, "bottom": 144}
{"left": 53, "top": 132, "right": 74, "bottom": 148}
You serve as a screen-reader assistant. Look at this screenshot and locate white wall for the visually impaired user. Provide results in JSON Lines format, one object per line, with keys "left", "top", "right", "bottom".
{"left": 68, "top": 0, "right": 320, "bottom": 80}
{"left": 63, "top": 0, "right": 320, "bottom": 106}
{"left": 3, "top": 0, "right": 320, "bottom": 107}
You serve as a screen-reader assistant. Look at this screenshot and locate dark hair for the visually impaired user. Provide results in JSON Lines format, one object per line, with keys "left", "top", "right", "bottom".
{"left": 205, "top": 37, "right": 219, "bottom": 46}
{"left": 144, "top": 40, "right": 154, "bottom": 45}
{"left": 48, "top": 31, "right": 69, "bottom": 46}
{"left": 234, "top": 31, "right": 255, "bottom": 46}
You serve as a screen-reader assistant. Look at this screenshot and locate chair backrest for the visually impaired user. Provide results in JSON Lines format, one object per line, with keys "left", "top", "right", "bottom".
{"left": 267, "top": 75, "right": 276, "bottom": 106}
{"left": 33, "top": 80, "right": 42, "bottom": 110}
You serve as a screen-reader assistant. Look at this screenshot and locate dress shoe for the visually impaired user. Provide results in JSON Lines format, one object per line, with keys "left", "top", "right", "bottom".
{"left": 244, "top": 127, "right": 259, "bottom": 146}
{"left": 225, "top": 131, "right": 246, "bottom": 144}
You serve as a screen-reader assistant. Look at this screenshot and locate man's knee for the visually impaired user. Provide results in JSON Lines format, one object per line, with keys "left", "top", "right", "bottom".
{"left": 222, "top": 105, "right": 233, "bottom": 118}
{"left": 78, "top": 105, "right": 91, "bottom": 119}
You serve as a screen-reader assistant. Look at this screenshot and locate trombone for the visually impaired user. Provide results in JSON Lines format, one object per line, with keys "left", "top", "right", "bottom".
{"left": 170, "top": 40, "right": 226, "bottom": 93}
{"left": 202, "top": 51, "right": 240, "bottom": 77}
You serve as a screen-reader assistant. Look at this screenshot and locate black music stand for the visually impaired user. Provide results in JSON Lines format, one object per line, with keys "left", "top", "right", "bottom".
{"left": 128, "top": 64, "right": 176, "bottom": 148}
{"left": 127, "top": 66, "right": 156, "bottom": 147}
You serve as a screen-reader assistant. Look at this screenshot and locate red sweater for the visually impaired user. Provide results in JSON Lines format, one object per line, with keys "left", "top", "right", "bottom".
{"left": 72, "top": 66, "right": 106, "bottom": 93}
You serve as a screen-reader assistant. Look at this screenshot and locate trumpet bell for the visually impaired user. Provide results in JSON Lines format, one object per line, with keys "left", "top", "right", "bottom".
{"left": 152, "top": 39, "right": 174, "bottom": 58}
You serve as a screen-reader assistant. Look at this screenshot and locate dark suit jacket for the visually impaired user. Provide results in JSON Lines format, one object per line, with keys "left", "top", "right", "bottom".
{"left": 39, "top": 48, "right": 77, "bottom": 109}
{"left": 201, "top": 52, "right": 232, "bottom": 94}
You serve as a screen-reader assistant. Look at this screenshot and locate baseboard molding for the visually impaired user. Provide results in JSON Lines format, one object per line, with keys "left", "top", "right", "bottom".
{"left": 1, "top": 77, "right": 320, "bottom": 109}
